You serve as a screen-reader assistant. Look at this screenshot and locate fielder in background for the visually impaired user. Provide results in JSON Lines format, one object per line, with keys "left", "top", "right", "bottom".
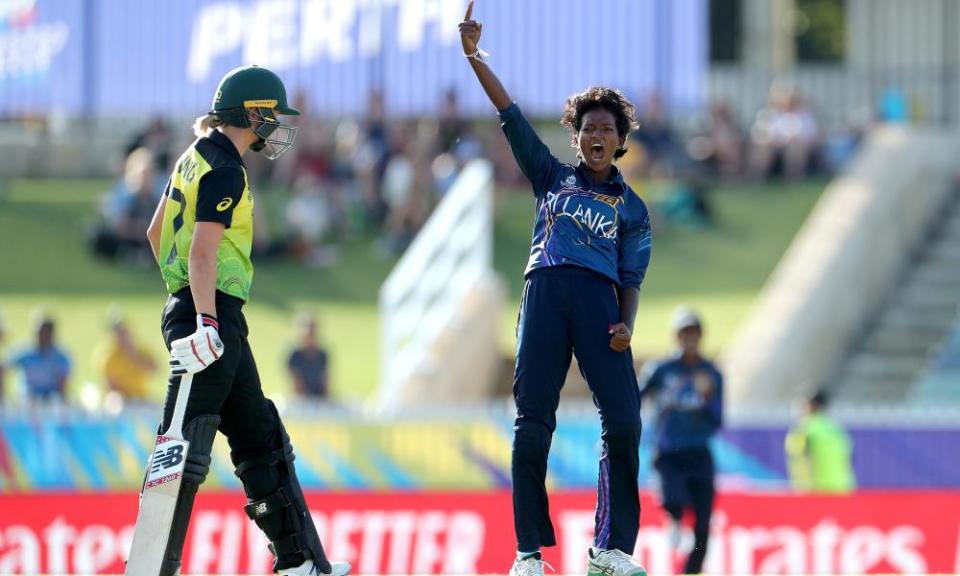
{"left": 460, "top": 3, "right": 652, "bottom": 576}
{"left": 143, "top": 65, "right": 350, "bottom": 576}
{"left": 638, "top": 307, "right": 723, "bottom": 574}
{"left": 785, "top": 389, "right": 856, "bottom": 493}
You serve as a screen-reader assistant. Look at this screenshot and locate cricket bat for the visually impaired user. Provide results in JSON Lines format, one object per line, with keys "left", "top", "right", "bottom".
{"left": 125, "top": 372, "right": 194, "bottom": 576}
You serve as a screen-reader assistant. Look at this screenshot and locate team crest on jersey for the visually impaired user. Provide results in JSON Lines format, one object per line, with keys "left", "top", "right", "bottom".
{"left": 563, "top": 175, "right": 577, "bottom": 188}
{"left": 594, "top": 193, "right": 621, "bottom": 208}
{"left": 694, "top": 372, "right": 715, "bottom": 397}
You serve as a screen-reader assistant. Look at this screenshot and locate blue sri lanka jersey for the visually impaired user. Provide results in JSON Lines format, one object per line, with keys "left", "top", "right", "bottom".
{"left": 498, "top": 103, "right": 652, "bottom": 288}
{"left": 638, "top": 353, "right": 724, "bottom": 454}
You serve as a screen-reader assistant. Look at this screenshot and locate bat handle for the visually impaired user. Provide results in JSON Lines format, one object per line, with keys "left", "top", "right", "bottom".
{"left": 165, "top": 372, "right": 194, "bottom": 439}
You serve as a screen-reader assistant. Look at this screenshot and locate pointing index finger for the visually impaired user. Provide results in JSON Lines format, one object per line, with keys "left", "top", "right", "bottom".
{"left": 465, "top": 0, "right": 474, "bottom": 21}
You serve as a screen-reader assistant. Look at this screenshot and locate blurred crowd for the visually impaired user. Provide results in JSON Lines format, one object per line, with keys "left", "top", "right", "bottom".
{"left": 0, "top": 309, "right": 333, "bottom": 410}
{"left": 89, "top": 89, "right": 489, "bottom": 267}
{"left": 619, "top": 84, "right": 864, "bottom": 230}
{"left": 85, "top": 83, "right": 867, "bottom": 266}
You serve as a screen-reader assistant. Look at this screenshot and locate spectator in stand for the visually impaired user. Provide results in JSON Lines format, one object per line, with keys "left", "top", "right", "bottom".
{"left": 379, "top": 133, "right": 418, "bottom": 255}
{"left": 92, "top": 147, "right": 165, "bottom": 263}
{"left": 287, "top": 315, "right": 330, "bottom": 400}
{"left": 705, "top": 102, "right": 744, "bottom": 178}
{"left": 7, "top": 314, "right": 71, "bottom": 404}
{"left": 632, "top": 92, "right": 683, "bottom": 176}
{"left": 377, "top": 119, "right": 438, "bottom": 255}
{"left": 748, "top": 86, "right": 821, "bottom": 180}
{"left": 95, "top": 312, "right": 157, "bottom": 403}
{"left": 125, "top": 116, "right": 174, "bottom": 174}
{"left": 438, "top": 88, "right": 469, "bottom": 154}
{"left": 354, "top": 89, "right": 391, "bottom": 229}
{"left": 284, "top": 122, "right": 344, "bottom": 267}
{"left": 786, "top": 389, "right": 856, "bottom": 493}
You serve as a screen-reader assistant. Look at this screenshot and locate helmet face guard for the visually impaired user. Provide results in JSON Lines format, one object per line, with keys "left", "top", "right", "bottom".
{"left": 247, "top": 107, "right": 297, "bottom": 160}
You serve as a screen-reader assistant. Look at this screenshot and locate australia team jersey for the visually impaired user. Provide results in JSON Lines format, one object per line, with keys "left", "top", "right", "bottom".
{"left": 499, "top": 103, "right": 652, "bottom": 288}
{"left": 158, "top": 130, "right": 254, "bottom": 301}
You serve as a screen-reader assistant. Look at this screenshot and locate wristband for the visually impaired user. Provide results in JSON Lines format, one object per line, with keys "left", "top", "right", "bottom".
{"left": 463, "top": 47, "right": 490, "bottom": 61}
{"left": 199, "top": 313, "right": 219, "bottom": 331}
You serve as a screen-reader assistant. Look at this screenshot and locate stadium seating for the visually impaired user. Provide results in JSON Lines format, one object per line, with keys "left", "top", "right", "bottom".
{"left": 834, "top": 188, "right": 960, "bottom": 404}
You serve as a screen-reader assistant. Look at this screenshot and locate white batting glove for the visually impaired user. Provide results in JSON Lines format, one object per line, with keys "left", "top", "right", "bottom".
{"left": 169, "top": 314, "right": 224, "bottom": 375}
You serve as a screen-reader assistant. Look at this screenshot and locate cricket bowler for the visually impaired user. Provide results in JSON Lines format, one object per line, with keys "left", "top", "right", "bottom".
{"left": 142, "top": 65, "right": 350, "bottom": 576}
{"left": 459, "top": 3, "right": 652, "bottom": 576}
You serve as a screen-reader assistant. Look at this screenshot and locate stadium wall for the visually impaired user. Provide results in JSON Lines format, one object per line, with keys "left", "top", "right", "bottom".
{"left": 2, "top": 409, "right": 960, "bottom": 491}
{"left": 2, "top": 491, "right": 959, "bottom": 574}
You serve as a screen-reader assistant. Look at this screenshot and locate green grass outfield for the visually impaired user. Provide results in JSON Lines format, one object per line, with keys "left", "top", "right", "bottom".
{"left": 0, "top": 178, "right": 823, "bottom": 405}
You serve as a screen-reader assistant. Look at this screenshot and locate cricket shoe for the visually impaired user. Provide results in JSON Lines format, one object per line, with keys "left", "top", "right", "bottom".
{"left": 669, "top": 518, "right": 682, "bottom": 550}
{"left": 278, "top": 559, "right": 352, "bottom": 576}
{"left": 586, "top": 547, "right": 647, "bottom": 576}
{"left": 509, "top": 552, "right": 553, "bottom": 576}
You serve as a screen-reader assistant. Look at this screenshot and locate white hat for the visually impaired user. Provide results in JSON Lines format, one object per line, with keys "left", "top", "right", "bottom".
{"left": 671, "top": 306, "right": 702, "bottom": 332}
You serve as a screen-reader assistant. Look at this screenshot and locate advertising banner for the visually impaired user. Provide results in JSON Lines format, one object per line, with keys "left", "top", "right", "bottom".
{"left": 0, "top": 0, "right": 84, "bottom": 114}
{"left": 1, "top": 491, "right": 958, "bottom": 574}
{"left": 0, "top": 0, "right": 706, "bottom": 117}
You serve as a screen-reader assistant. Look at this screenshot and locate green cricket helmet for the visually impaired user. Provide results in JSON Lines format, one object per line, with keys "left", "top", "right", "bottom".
{"left": 211, "top": 65, "right": 300, "bottom": 160}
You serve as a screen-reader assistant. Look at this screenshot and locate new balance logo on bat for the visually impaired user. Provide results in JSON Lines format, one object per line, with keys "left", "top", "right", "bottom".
{"left": 151, "top": 445, "right": 185, "bottom": 473}
{"left": 255, "top": 503, "right": 269, "bottom": 515}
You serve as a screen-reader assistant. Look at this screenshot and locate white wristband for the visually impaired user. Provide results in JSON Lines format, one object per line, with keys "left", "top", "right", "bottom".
{"left": 464, "top": 47, "right": 490, "bottom": 61}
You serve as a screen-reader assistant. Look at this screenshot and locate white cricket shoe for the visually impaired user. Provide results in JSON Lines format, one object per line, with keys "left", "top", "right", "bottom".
{"left": 509, "top": 553, "right": 551, "bottom": 576}
{"left": 586, "top": 547, "right": 647, "bottom": 576}
{"left": 278, "top": 559, "right": 351, "bottom": 576}
{"left": 669, "top": 518, "right": 682, "bottom": 550}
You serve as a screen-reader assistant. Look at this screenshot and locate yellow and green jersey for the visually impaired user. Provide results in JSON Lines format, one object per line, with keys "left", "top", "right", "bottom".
{"left": 786, "top": 413, "right": 857, "bottom": 493}
{"left": 158, "top": 130, "right": 254, "bottom": 301}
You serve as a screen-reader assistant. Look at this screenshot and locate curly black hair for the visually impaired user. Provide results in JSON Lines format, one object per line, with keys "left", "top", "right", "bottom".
{"left": 560, "top": 86, "right": 638, "bottom": 160}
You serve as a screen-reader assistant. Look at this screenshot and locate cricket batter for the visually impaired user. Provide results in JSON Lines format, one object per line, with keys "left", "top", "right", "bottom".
{"left": 638, "top": 308, "right": 723, "bottom": 574}
{"left": 144, "top": 65, "right": 350, "bottom": 576}
{"left": 460, "top": 4, "right": 652, "bottom": 576}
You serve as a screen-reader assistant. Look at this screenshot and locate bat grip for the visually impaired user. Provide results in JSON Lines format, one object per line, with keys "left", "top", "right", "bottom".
{"left": 166, "top": 372, "right": 194, "bottom": 438}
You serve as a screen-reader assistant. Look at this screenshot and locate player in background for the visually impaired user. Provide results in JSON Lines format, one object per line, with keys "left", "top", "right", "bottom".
{"left": 638, "top": 307, "right": 723, "bottom": 574}
{"left": 144, "top": 65, "right": 350, "bottom": 576}
{"left": 785, "top": 389, "right": 856, "bottom": 493}
{"left": 460, "top": 4, "right": 652, "bottom": 576}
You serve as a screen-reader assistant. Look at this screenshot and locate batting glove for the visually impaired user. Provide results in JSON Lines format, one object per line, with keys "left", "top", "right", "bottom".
{"left": 170, "top": 314, "right": 224, "bottom": 375}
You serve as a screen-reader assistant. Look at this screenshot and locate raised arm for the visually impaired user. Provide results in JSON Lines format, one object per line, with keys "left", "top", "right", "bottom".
{"left": 459, "top": 1, "right": 511, "bottom": 111}
{"left": 459, "top": 1, "right": 561, "bottom": 195}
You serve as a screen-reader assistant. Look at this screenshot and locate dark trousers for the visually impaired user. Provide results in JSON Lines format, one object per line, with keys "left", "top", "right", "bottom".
{"left": 512, "top": 267, "right": 642, "bottom": 553}
{"left": 655, "top": 447, "right": 715, "bottom": 574}
{"left": 160, "top": 289, "right": 283, "bottom": 466}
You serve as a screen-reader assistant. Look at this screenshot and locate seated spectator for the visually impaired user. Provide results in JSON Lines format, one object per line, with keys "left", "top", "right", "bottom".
{"left": 126, "top": 116, "right": 173, "bottom": 174}
{"left": 748, "top": 86, "right": 821, "bottom": 180}
{"left": 632, "top": 92, "right": 686, "bottom": 176}
{"left": 6, "top": 315, "right": 70, "bottom": 404}
{"left": 706, "top": 102, "right": 744, "bottom": 178}
{"left": 438, "top": 88, "right": 469, "bottom": 155}
{"left": 354, "top": 89, "right": 391, "bottom": 229}
{"left": 287, "top": 315, "right": 330, "bottom": 400}
{"left": 95, "top": 312, "right": 156, "bottom": 403}
{"left": 91, "top": 147, "right": 164, "bottom": 263}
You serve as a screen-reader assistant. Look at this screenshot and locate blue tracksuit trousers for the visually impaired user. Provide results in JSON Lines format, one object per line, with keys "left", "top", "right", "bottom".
{"left": 512, "top": 266, "right": 642, "bottom": 554}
